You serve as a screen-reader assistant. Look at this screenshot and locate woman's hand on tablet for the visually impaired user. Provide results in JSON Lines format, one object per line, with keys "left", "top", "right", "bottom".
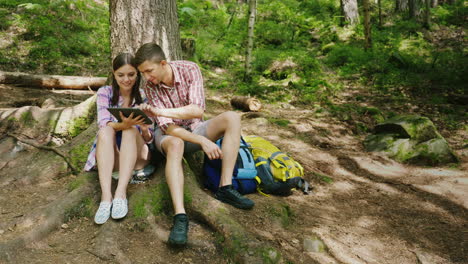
{"left": 119, "top": 112, "right": 145, "bottom": 129}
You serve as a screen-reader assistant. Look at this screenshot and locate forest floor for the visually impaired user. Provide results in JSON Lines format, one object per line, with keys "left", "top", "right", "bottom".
{"left": 0, "top": 83, "right": 467, "bottom": 264}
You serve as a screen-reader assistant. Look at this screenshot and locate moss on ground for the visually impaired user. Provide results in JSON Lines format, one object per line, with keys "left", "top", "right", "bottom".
{"left": 131, "top": 182, "right": 192, "bottom": 219}
{"left": 64, "top": 197, "right": 93, "bottom": 221}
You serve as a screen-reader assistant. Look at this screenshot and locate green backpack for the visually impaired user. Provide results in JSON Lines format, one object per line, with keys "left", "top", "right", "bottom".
{"left": 244, "top": 135, "right": 310, "bottom": 195}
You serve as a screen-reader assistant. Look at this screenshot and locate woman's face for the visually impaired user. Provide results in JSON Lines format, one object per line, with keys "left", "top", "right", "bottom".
{"left": 114, "top": 64, "right": 138, "bottom": 91}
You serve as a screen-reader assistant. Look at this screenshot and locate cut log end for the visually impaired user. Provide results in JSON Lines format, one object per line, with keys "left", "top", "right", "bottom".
{"left": 230, "top": 96, "right": 262, "bottom": 112}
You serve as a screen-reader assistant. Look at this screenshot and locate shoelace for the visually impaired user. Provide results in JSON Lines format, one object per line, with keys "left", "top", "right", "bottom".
{"left": 173, "top": 218, "right": 188, "bottom": 231}
{"left": 226, "top": 187, "right": 244, "bottom": 199}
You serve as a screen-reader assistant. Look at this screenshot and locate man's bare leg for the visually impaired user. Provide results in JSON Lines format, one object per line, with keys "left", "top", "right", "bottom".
{"left": 161, "top": 136, "right": 186, "bottom": 215}
{"left": 205, "top": 111, "right": 241, "bottom": 186}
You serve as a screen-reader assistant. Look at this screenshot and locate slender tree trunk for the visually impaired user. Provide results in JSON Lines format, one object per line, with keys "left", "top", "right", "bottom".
{"left": 395, "top": 0, "right": 409, "bottom": 12}
{"left": 244, "top": 0, "right": 256, "bottom": 81}
{"left": 109, "top": 0, "right": 182, "bottom": 61}
{"left": 431, "top": 0, "right": 438, "bottom": 8}
{"left": 340, "top": 0, "right": 360, "bottom": 25}
{"left": 378, "top": 0, "right": 383, "bottom": 27}
{"left": 363, "top": 0, "right": 372, "bottom": 50}
{"left": 409, "top": 0, "right": 418, "bottom": 19}
{"left": 424, "top": 0, "right": 431, "bottom": 28}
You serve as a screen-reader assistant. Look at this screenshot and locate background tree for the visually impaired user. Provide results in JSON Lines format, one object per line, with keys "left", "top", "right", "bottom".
{"left": 244, "top": 0, "right": 256, "bottom": 81}
{"left": 340, "top": 0, "right": 360, "bottom": 25}
{"left": 424, "top": 0, "right": 431, "bottom": 28}
{"left": 109, "top": 0, "right": 182, "bottom": 60}
{"left": 363, "top": 0, "right": 372, "bottom": 49}
{"left": 396, "top": 0, "right": 409, "bottom": 12}
{"left": 409, "top": 0, "right": 419, "bottom": 18}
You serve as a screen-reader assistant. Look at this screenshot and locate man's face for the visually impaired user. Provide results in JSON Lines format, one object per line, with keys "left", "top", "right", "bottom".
{"left": 138, "top": 60, "right": 165, "bottom": 85}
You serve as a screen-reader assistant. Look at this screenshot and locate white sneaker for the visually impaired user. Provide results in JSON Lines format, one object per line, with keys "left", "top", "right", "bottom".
{"left": 94, "top": 201, "right": 112, "bottom": 224}
{"left": 111, "top": 198, "right": 128, "bottom": 219}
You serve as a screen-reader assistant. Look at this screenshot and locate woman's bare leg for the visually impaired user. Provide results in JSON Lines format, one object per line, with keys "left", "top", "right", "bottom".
{"left": 114, "top": 127, "right": 150, "bottom": 199}
{"left": 96, "top": 126, "right": 118, "bottom": 202}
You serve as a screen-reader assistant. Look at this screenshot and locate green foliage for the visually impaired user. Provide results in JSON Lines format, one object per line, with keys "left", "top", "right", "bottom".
{"left": 0, "top": 0, "right": 109, "bottom": 75}
{"left": 267, "top": 117, "right": 290, "bottom": 127}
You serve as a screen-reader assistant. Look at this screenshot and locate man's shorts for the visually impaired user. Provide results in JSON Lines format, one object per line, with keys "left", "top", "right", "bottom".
{"left": 154, "top": 120, "right": 211, "bottom": 156}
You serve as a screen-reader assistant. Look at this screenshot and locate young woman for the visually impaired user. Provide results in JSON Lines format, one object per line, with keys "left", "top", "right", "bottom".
{"left": 84, "top": 53, "right": 154, "bottom": 224}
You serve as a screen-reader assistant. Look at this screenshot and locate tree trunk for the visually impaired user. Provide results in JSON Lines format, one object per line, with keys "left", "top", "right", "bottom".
{"left": 244, "top": 0, "right": 256, "bottom": 81}
{"left": 431, "top": 0, "right": 437, "bottom": 8}
{"left": 0, "top": 71, "right": 106, "bottom": 90}
{"left": 395, "top": 0, "right": 409, "bottom": 11}
{"left": 363, "top": 0, "right": 372, "bottom": 50}
{"left": 109, "top": 0, "right": 182, "bottom": 61}
{"left": 378, "top": 0, "right": 383, "bottom": 27}
{"left": 424, "top": 0, "right": 431, "bottom": 28}
{"left": 409, "top": 0, "right": 418, "bottom": 18}
{"left": 340, "top": 0, "right": 360, "bottom": 25}
{"left": 230, "top": 96, "right": 262, "bottom": 112}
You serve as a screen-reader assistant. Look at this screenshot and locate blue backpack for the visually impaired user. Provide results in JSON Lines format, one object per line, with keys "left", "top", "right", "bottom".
{"left": 203, "top": 137, "right": 258, "bottom": 194}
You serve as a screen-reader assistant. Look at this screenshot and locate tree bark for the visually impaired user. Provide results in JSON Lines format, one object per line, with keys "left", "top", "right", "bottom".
{"left": 340, "top": 0, "right": 360, "bottom": 25}
{"left": 431, "top": 0, "right": 437, "bottom": 8}
{"left": 378, "top": 0, "right": 383, "bottom": 27}
{"left": 395, "top": 0, "right": 409, "bottom": 12}
{"left": 424, "top": 0, "right": 431, "bottom": 28}
{"left": 230, "top": 96, "right": 262, "bottom": 112}
{"left": 0, "top": 71, "right": 106, "bottom": 90}
{"left": 363, "top": 0, "right": 372, "bottom": 50}
{"left": 409, "top": 0, "right": 418, "bottom": 18}
{"left": 109, "top": 0, "right": 182, "bottom": 61}
{"left": 244, "top": 0, "right": 256, "bottom": 81}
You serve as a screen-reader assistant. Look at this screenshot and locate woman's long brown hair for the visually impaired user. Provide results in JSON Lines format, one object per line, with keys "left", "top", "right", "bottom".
{"left": 110, "top": 53, "right": 142, "bottom": 106}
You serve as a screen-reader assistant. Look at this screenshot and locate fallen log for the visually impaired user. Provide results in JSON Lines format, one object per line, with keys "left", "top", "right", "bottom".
{"left": 230, "top": 96, "right": 262, "bottom": 112}
{"left": 0, "top": 71, "right": 107, "bottom": 90}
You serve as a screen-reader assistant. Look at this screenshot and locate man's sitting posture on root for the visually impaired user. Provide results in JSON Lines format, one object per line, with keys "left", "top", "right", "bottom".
{"left": 134, "top": 43, "right": 254, "bottom": 246}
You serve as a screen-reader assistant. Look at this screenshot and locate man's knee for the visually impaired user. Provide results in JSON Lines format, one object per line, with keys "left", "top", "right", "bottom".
{"left": 222, "top": 111, "right": 241, "bottom": 125}
{"left": 163, "top": 137, "right": 185, "bottom": 155}
{"left": 97, "top": 126, "right": 115, "bottom": 142}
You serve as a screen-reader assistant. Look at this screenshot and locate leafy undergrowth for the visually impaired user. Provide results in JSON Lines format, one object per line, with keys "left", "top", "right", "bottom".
{"left": 0, "top": 0, "right": 109, "bottom": 76}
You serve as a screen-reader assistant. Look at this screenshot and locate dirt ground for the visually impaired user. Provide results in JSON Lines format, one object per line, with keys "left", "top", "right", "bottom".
{"left": 0, "top": 84, "right": 467, "bottom": 264}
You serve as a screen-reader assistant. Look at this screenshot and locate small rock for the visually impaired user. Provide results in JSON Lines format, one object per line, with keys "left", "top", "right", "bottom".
{"left": 8, "top": 227, "right": 14, "bottom": 232}
{"left": 254, "top": 117, "right": 269, "bottom": 126}
{"left": 304, "top": 236, "right": 326, "bottom": 253}
{"left": 61, "top": 224, "right": 69, "bottom": 229}
{"left": 0, "top": 229, "right": 4, "bottom": 234}
{"left": 291, "top": 238, "right": 299, "bottom": 244}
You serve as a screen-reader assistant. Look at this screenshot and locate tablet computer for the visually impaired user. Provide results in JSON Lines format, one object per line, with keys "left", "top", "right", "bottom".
{"left": 107, "top": 107, "right": 153, "bottom": 125}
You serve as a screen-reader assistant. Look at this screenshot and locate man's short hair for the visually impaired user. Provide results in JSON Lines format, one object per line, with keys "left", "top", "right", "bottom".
{"left": 133, "top": 43, "right": 167, "bottom": 67}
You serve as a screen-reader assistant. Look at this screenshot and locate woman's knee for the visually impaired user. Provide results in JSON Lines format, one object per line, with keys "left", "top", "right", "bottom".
{"left": 97, "top": 126, "right": 115, "bottom": 142}
{"left": 122, "top": 127, "right": 139, "bottom": 138}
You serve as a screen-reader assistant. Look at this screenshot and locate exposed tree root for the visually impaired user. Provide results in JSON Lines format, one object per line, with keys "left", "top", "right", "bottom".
{"left": 87, "top": 221, "right": 132, "bottom": 264}
{"left": 6, "top": 133, "right": 78, "bottom": 173}
{"left": 184, "top": 155, "right": 279, "bottom": 263}
{"left": 0, "top": 172, "right": 95, "bottom": 262}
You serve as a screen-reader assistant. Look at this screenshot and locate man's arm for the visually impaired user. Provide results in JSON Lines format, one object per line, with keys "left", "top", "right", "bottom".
{"left": 140, "top": 103, "right": 203, "bottom": 120}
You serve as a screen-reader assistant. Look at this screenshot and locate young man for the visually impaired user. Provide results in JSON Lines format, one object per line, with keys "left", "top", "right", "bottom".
{"left": 134, "top": 43, "right": 254, "bottom": 246}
